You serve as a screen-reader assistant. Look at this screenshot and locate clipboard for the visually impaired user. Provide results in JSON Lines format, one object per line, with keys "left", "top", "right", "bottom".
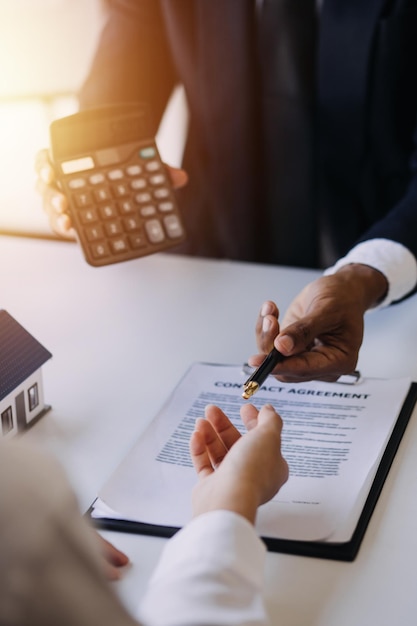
{"left": 88, "top": 379, "right": 417, "bottom": 562}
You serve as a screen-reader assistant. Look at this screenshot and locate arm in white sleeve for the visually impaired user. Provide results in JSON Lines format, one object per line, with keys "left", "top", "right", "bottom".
{"left": 138, "top": 510, "right": 269, "bottom": 626}
{"left": 324, "top": 238, "right": 417, "bottom": 309}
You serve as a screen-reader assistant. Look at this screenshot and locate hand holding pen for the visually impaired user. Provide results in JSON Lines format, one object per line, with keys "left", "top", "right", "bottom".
{"left": 242, "top": 345, "right": 361, "bottom": 399}
{"left": 244, "top": 288, "right": 370, "bottom": 394}
{"left": 242, "top": 301, "right": 287, "bottom": 399}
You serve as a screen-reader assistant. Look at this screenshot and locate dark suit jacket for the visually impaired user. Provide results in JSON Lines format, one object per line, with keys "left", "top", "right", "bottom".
{"left": 79, "top": 0, "right": 417, "bottom": 271}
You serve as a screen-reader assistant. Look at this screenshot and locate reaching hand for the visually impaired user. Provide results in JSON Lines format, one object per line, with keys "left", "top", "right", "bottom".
{"left": 249, "top": 264, "right": 388, "bottom": 383}
{"left": 35, "top": 148, "right": 74, "bottom": 238}
{"left": 94, "top": 533, "right": 130, "bottom": 581}
{"left": 34, "top": 148, "right": 188, "bottom": 238}
{"left": 190, "top": 404, "right": 288, "bottom": 524}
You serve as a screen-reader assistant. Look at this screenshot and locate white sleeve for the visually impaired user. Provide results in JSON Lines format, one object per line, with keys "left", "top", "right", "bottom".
{"left": 324, "top": 238, "right": 417, "bottom": 309}
{"left": 138, "top": 510, "right": 269, "bottom": 626}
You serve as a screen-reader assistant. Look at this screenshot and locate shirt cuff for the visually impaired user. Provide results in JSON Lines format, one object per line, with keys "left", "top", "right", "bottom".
{"left": 324, "top": 239, "right": 417, "bottom": 309}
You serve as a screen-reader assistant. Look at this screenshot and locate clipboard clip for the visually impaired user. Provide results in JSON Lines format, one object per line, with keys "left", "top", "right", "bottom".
{"left": 335, "top": 370, "right": 362, "bottom": 385}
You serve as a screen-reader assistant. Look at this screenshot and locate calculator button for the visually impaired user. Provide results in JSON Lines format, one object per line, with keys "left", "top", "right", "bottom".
{"left": 149, "top": 174, "right": 166, "bottom": 186}
{"left": 99, "top": 204, "right": 118, "bottom": 220}
{"left": 68, "top": 177, "right": 86, "bottom": 189}
{"left": 145, "top": 160, "right": 161, "bottom": 172}
{"left": 85, "top": 224, "right": 105, "bottom": 241}
{"left": 139, "top": 147, "right": 157, "bottom": 159}
{"left": 158, "top": 201, "right": 174, "bottom": 212}
{"left": 145, "top": 219, "right": 165, "bottom": 243}
{"left": 135, "top": 192, "right": 152, "bottom": 204}
{"left": 89, "top": 172, "right": 106, "bottom": 185}
{"left": 112, "top": 182, "right": 130, "bottom": 197}
{"left": 126, "top": 164, "right": 142, "bottom": 176}
{"left": 110, "top": 237, "right": 129, "bottom": 254}
{"left": 163, "top": 214, "right": 184, "bottom": 239}
{"left": 118, "top": 199, "right": 135, "bottom": 214}
{"left": 123, "top": 215, "right": 141, "bottom": 231}
{"left": 107, "top": 168, "right": 124, "bottom": 180}
{"left": 79, "top": 208, "right": 99, "bottom": 224}
{"left": 59, "top": 137, "right": 185, "bottom": 265}
{"left": 104, "top": 220, "right": 123, "bottom": 237}
{"left": 90, "top": 241, "right": 111, "bottom": 258}
{"left": 94, "top": 187, "right": 112, "bottom": 203}
{"left": 153, "top": 188, "right": 170, "bottom": 199}
{"left": 74, "top": 191, "right": 92, "bottom": 208}
{"left": 130, "top": 178, "right": 147, "bottom": 190}
{"left": 140, "top": 205, "right": 157, "bottom": 217}
{"left": 129, "top": 233, "right": 147, "bottom": 248}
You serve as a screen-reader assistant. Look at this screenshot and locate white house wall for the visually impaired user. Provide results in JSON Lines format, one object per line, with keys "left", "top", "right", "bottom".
{"left": 0, "top": 368, "right": 45, "bottom": 438}
{"left": 0, "top": 403, "right": 18, "bottom": 439}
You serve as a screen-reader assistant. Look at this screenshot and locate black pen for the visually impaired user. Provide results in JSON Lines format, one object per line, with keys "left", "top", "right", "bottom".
{"left": 242, "top": 347, "right": 285, "bottom": 399}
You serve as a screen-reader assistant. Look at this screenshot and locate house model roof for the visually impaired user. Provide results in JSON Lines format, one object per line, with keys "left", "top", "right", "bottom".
{"left": 0, "top": 310, "right": 52, "bottom": 401}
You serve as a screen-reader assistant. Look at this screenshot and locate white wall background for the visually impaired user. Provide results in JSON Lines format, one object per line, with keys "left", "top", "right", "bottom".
{"left": 0, "top": 0, "right": 188, "bottom": 236}
{"left": 0, "top": 0, "right": 106, "bottom": 98}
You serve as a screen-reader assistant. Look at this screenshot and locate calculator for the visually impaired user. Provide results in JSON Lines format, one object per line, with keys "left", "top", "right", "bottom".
{"left": 49, "top": 103, "right": 186, "bottom": 267}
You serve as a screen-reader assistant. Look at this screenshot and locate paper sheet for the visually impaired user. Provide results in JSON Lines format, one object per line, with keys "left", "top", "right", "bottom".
{"left": 92, "top": 363, "right": 411, "bottom": 543}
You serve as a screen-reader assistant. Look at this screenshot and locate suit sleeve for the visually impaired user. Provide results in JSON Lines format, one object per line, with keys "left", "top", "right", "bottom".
{"left": 354, "top": 16, "right": 417, "bottom": 273}
{"left": 78, "top": 0, "right": 177, "bottom": 134}
{"left": 352, "top": 134, "right": 417, "bottom": 301}
{"left": 356, "top": 172, "right": 417, "bottom": 266}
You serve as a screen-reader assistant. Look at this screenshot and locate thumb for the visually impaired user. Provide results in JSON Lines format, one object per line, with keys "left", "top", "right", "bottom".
{"left": 166, "top": 165, "right": 188, "bottom": 188}
{"left": 275, "top": 318, "right": 318, "bottom": 356}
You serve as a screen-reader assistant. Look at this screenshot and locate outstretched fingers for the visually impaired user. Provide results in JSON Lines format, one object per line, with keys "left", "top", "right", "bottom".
{"left": 204, "top": 404, "right": 242, "bottom": 449}
{"left": 240, "top": 403, "right": 260, "bottom": 431}
{"left": 190, "top": 406, "right": 243, "bottom": 476}
{"left": 190, "top": 416, "right": 230, "bottom": 477}
{"left": 190, "top": 422, "right": 216, "bottom": 478}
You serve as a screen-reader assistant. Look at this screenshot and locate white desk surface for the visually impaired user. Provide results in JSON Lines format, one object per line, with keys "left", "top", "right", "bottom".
{"left": 2, "top": 235, "right": 417, "bottom": 626}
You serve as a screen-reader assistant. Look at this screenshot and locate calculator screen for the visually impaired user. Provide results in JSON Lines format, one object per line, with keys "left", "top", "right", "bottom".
{"left": 61, "top": 156, "right": 95, "bottom": 175}
{"left": 60, "top": 149, "right": 124, "bottom": 174}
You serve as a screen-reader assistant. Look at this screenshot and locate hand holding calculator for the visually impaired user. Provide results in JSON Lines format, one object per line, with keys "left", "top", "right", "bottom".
{"left": 49, "top": 103, "right": 186, "bottom": 267}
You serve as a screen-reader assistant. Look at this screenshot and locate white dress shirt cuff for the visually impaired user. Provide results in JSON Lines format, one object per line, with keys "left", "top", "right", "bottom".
{"left": 139, "top": 510, "right": 268, "bottom": 626}
{"left": 324, "top": 239, "right": 417, "bottom": 309}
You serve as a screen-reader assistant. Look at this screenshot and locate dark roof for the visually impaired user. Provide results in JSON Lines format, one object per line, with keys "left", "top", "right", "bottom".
{"left": 0, "top": 310, "right": 52, "bottom": 401}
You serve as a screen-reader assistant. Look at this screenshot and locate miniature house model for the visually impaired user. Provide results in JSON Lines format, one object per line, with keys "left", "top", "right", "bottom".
{"left": 0, "top": 310, "right": 52, "bottom": 439}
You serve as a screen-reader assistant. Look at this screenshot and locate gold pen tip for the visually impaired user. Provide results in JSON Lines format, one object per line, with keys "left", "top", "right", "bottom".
{"left": 242, "top": 381, "right": 259, "bottom": 400}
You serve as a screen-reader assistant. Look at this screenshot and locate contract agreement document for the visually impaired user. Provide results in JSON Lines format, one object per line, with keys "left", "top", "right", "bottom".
{"left": 90, "top": 363, "right": 417, "bottom": 560}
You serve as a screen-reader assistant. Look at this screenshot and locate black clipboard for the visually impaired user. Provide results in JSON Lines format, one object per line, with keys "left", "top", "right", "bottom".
{"left": 88, "top": 382, "right": 417, "bottom": 562}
